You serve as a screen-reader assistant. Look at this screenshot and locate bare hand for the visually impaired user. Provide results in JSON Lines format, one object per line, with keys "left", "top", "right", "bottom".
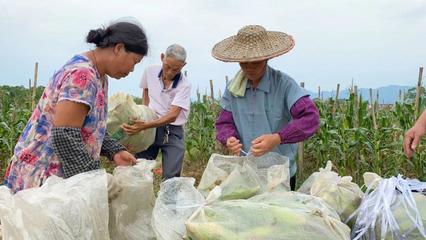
{"left": 122, "top": 120, "right": 150, "bottom": 135}
{"left": 226, "top": 136, "right": 242, "bottom": 156}
{"left": 250, "top": 133, "right": 281, "bottom": 157}
{"left": 113, "top": 151, "right": 137, "bottom": 166}
{"left": 404, "top": 124, "right": 426, "bottom": 158}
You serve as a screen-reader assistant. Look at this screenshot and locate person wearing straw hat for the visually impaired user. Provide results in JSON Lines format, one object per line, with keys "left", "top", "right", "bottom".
{"left": 213, "top": 25, "right": 320, "bottom": 190}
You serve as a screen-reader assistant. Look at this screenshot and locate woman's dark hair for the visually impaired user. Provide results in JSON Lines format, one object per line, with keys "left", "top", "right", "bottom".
{"left": 86, "top": 21, "right": 148, "bottom": 55}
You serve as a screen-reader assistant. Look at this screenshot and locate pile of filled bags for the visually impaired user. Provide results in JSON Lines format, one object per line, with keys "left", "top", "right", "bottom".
{"left": 0, "top": 152, "right": 425, "bottom": 240}
{"left": 153, "top": 153, "right": 426, "bottom": 240}
{"left": 153, "top": 153, "right": 356, "bottom": 240}
{"left": 0, "top": 160, "right": 156, "bottom": 240}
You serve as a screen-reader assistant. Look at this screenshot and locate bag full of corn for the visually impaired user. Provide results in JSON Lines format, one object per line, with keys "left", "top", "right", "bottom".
{"left": 107, "top": 92, "right": 157, "bottom": 153}
{"left": 185, "top": 191, "right": 351, "bottom": 240}
{"left": 197, "top": 152, "right": 290, "bottom": 200}
{"left": 298, "top": 161, "right": 363, "bottom": 225}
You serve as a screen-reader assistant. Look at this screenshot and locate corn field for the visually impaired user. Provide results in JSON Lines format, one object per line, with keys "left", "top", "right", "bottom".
{"left": 1, "top": 83, "right": 426, "bottom": 186}
{"left": 184, "top": 83, "right": 426, "bottom": 185}
{"left": 0, "top": 85, "right": 43, "bottom": 173}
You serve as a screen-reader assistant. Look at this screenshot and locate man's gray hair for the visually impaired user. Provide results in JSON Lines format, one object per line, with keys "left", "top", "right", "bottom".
{"left": 165, "top": 44, "right": 187, "bottom": 62}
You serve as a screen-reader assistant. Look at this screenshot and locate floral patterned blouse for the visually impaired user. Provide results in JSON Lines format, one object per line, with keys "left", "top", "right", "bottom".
{"left": 4, "top": 54, "right": 108, "bottom": 193}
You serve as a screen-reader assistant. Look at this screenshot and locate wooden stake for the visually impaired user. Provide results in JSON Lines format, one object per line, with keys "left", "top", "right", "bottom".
{"left": 318, "top": 86, "right": 321, "bottom": 101}
{"left": 414, "top": 67, "right": 424, "bottom": 120}
{"left": 370, "top": 88, "right": 378, "bottom": 130}
{"left": 332, "top": 83, "right": 340, "bottom": 114}
{"left": 31, "top": 62, "right": 38, "bottom": 110}
{"left": 354, "top": 85, "right": 359, "bottom": 128}
{"left": 375, "top": 90, "right": 379, "bottom": 116}
{"left": 399, "top": 89, "right": 402, "bottom": 103}
{"left": 209, "top": 79, "right": 214, "bottom": 100}
{"left": 28, "top": 78, "right": 32, "bottom": 106}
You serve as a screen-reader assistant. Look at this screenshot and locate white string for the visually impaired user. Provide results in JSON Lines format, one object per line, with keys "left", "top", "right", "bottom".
{"left": 240, "top": 149, "right": 252, "bottom": 157}
{"left": 351, "top": 175, "right": 426, "bottom": 240}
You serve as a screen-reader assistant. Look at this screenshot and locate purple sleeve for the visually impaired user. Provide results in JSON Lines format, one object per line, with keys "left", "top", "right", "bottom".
{"left": 278, "top": 96, "right": 320, "bottom": 144}
{"left": 215, "top": 109, "right": 240, "bottom": 145}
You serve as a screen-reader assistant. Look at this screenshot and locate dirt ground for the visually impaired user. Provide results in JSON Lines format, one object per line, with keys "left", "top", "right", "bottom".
{"left": 153, "top": 158, "right": 207, "bottom": 194}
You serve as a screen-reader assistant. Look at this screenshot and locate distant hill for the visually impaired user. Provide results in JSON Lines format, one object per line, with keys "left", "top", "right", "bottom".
{"left": 308, "top": 85, "right": 413, "bottom": 104}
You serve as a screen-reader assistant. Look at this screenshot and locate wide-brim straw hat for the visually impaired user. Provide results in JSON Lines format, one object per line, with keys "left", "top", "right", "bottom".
{"left": 212, "top": 25, "right": 295, "bottom": 62}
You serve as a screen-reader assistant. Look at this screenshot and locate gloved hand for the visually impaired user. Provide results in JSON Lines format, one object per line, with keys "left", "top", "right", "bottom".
{"left": 107, "top": 173, "right": 123, "bottom": 201}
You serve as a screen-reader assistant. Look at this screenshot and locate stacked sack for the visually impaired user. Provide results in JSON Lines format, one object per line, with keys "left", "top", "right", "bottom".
{"left": 0, "top": 170, "right": 110, "bottom": 240}
{"left": 109, "top": 159, "right": 156, "bottom": 240}
{"left": 298, "top": 161, "right": 364, "bottom": 225}
{"left": 185, "top": 156, "right": 352, "bottom": 239}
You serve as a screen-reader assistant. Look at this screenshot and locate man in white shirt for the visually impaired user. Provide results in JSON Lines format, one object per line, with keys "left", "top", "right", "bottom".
{"left": 123, "top": 44, "right": 191, "bottom": 179}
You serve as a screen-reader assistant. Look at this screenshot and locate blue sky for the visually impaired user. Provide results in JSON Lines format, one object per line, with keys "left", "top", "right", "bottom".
{"left": 0, "top": 0, "right": 425, "bottom": 99}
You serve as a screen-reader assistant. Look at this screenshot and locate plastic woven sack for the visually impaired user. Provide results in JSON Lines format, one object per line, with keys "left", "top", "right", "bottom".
{"left": 152, "top": 177, "right": 205, "bottom": 240}
{"left": 351, "top": 173, "right": 426, "bottom": 240}
{"left": 185, "top": 191, "right": 351, "bottom": 240}
{"left": 298, "top": 161, "right": 363, "bottom": 224}
{"left": 109, "top": 159, "right": 156, "bottom": 240}
{"left": 107, "top": 92, "right": 157, "bottom": 153}
{"left": 197, "top": 152, "right": 290, "bottom": 200}
{"left": 0, "top": 170, "right": 110, "bottom": 240}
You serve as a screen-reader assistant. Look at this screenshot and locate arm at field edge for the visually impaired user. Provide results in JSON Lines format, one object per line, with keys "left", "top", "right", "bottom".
{"left": 415, "top": 110, "right": 426, "bottom": 127}
{"left": 215, "top": 109, "right": 240, "bottom": 145}
{"left": 277, "top": 96, "right": 320, "bottom": 144}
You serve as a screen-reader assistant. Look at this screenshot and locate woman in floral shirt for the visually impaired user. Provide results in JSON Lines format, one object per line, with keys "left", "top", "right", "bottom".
{"left": 4, "top": 20, "right": 148, "bottom": 193}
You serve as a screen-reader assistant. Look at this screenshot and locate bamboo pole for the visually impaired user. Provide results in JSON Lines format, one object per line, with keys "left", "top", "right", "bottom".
{"left": 375, "top": 90, "right": 379, "bottom": 116}
{"left": 353, "top": 85, "right": 361, "bottom": 171}
{"left": 31, "top": 62, "right": 38, "bottom": 110}
{"left": 28, "top": 78, "right": 32, "bottom": 105}
{"left": 298, "top": 82, "right": 305, "bottom": 175}
{"left": 332, "top": 83, "right": 340, "bottom": 114}
{"left": 370, "top": 88, "right": 378, "bottom": 130}
{"left": 197, "top": 85, "right": 200, "bottom": 102}
{"left": 225, "top": 75, "right": 229, "bottom": 86}
{"left": 209, "top": 79, "right": 214, "bottom": 100}
{"left": 354, "top": 85, "right": 359, "bottom": 128}
{"left": 414, "top": 67, "right": 424, "bottom": 120}
{"left": 317, "top": 86, "right": 321, "bottom": 101}
{"left": 376, "top": 90, "right": 379, "bottom": 106}
{"left": 399, "top": 89, "right": 402, "bottom": 103}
